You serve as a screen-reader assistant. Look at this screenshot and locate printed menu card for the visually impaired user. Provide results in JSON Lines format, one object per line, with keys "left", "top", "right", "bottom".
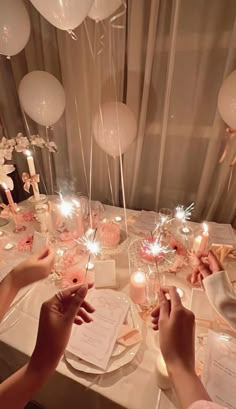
{"left": 67, "top": 291, "right": 129, "bottom": 370}
{"left": 202, "top": 330, "right": 236, "bottom": 409}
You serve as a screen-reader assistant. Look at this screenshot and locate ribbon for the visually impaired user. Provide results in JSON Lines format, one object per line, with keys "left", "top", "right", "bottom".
{"left": 22, "top": 172, "right": 40, "bottom": 193}
{"left": 0, "top": 203, "right": 14, "bottom": 217}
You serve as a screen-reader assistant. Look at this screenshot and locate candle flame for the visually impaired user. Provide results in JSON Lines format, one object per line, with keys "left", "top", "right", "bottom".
{"left": 25, "top": 149, "right": 32, "bottom": 157}
{"left": 134, "top": 271, "right": 146, "bottom": 283}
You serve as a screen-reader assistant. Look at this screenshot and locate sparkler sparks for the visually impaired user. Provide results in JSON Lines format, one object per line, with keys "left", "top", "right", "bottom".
{"left": 143, "top": 239, "right": 175, "bottom": 258}
{"left": 175, "top": 203, "right": 194, "bottom": 222}
{"left": 79, "top": 229, "right": 102, "bottom": 257}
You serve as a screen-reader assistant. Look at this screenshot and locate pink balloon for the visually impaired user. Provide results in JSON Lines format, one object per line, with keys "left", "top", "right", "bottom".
{"left": 218, "top": 70, "right": 236, "bottom": 129}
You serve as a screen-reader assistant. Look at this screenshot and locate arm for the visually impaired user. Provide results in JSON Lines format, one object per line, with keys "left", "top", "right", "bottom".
{"left": 168, "top": 365, "right": 210, "bottom": 409}
{"left": 203, "top": 270, "right": 236, "bottom": 330}
{"left": 0, "top": 284, "right": 94, "bottom": 409}
{"left": 0, "top": 274, "right": 18, "bottom": 321}
{"left": 0, "top": 247, "right": 54, "bottom": 322}
{"left": 0, "top": 360, "right": 53, "bottom": 409}
{"left": 152, "top": 286, "right": 211, "bottom": 409}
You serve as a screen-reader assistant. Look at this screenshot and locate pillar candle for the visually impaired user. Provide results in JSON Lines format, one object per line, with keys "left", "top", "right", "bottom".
{"left": 193, "top": 235, "right": 202, "bottom": 253}
{"left": 1, "top": 183, "right": 17, "bottom": 212}
{"left": 130, "top": 271, "right": 146, "bottom": 304}
{"left": 25, "top": 150, "right": 40, "bottom": 201}
{"left": 199, "top": 223, "right": 209, "bottom": 252}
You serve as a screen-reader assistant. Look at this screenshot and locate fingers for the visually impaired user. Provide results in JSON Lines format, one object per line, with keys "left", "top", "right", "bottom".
{"left": 81, "top": 300, "right": 95, "bottom": 314}
{"left": 208, "top": 250, "right": 223, "bottom": 273}
{"left": 65, "top": 285, "right": 88, "bottom": 319}
{"left": 191, "top": 269, "right": 199, "bottom": 284}
{"left": 76, "top": 308, "right": 93, "bottom": 323}
{"left": 151, "top": 306, "right": 160, "bottom": 331}
{"left": 37, "top": 246, "right": 50, "bottom": 260}
{"left": 197, "top": 260, "right": 211, "bottom": 278}
{"left": 158, "top": 289, "right": 170, "bottom": 321}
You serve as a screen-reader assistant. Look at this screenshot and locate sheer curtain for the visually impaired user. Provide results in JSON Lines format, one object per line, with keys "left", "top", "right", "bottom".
{"left": 0, "top": 0, "right": 236, "bottom": 226}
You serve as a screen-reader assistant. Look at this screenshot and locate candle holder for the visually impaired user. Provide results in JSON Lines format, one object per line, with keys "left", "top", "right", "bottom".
{"left": 179, "top": 223, "right": 192, "bottom": 235}
{"left": 28, "top": 194, "right": 47, "bottom": 204}
{"left": 11, "top": 207, "right": 26, "bottom": 233}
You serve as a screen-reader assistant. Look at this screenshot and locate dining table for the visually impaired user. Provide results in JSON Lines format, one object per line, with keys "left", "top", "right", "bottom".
{"left": 0, "top": 201, "right": 235, "bottom": 409}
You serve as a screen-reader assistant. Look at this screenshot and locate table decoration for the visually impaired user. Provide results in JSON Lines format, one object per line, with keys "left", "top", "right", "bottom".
{"left": 23, "top": 150, "right": 43, "bottom": 202}
{"left": 1, "top": 183, "right": 26, "bottom": 233}
{"left": 97, "top": 220, "right": 121, "bottom": 248}
{"left": 16, "top": 234, "right": 34, "bottom": 251}
{"left": 65, "top": 290, "right": 141, "bottom": 374}
{"left": 130, "top": 271, "right": 146, "bottom": 304}
{"left": 4, "top": 243, "right": 14, "bottom": 251}
{"left": 94, "top": 259, "right": 116, "bottom": 288}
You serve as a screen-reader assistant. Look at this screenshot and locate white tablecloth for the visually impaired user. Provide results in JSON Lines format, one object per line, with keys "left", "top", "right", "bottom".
{"left": 0, "top": 204, "right": 235, "bottom": 409}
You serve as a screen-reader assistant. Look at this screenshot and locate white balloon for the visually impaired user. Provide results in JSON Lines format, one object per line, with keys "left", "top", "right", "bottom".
{"left": 218, "top": 70, "right": 236, "bottom": 129}
{"left": 88, "top": 0, "right": 122, "bottom": 21}
{"left": 30, "top": 0, "right": 93, "bottom": 31}
{"left": 0, "top": 0, "right": 30, "bottom": 57}
{"left": 19, "top": 71, "right": 66, "bottom": 126}
{"left": 93, "top": 102, "right": 137, "bottom": 157}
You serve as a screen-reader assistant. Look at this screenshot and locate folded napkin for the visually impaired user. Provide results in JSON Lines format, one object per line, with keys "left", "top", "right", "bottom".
{"left": 116, "top": 324, "right": 142, "bottom": 347}
{"left": 211, "top": 243, "right": 233, "bottom": 263}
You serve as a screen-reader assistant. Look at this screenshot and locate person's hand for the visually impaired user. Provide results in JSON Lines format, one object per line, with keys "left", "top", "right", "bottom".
{"left": 10, "top": 247, "right": 55, "bottom": 290}
{"left": 151, "top": 286, "right": 195, "bottom": 375}
{"left": 30, "top": 284, "right": 94, "bottom": 374}
{"left": 189, "top": 250, "right": 223, "bottom": 286}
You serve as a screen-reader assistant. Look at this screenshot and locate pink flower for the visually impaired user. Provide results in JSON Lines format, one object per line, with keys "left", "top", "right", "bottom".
{"left": 21, "top": 211, "right": 35, "bottom": 222}
{"left": 59, "top": 229, "right": 78, "bottom": 242}
{"left": 61, "top": 253, "right": 76, "bottom": 267}
{"left": 60, "top": 269, "right": 86, "bottom": 289}
{"left": 170, "top": 237, "right": 186, "bottom": 256}
{"left": 17, "top": 234, "right": 33, "bottom": 251}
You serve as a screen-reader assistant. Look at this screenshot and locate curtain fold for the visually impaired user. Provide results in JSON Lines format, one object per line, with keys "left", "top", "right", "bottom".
{"left": 0, "top": 0, "right": 236, "bottom": 226}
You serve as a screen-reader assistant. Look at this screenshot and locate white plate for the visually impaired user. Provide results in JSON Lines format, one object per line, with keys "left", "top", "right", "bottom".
{"left": 65, "top": 289, "right": 142, "bottom": 374}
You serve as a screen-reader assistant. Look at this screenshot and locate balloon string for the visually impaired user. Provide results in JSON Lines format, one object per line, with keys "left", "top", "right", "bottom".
{"left": 109, "top": 0, "right": 127, "bottom": 29}
{"left": 45, "top": 126, "right": 54, "bottom": 194}
{"left": 109, "top": 5, "right": 129, "bottom": 236}
{"left": 84, "top": 18, "right": 116, "bottom": 207}
{"left": 84, "top": 20, "right": 95, "bottom": 60}
{"left": 67, "top": 30, "right": 78, "bottom": 41}
{"left": 106, "top": 155, "right": 115, "bottom": 207}
{"left": 74, "top": 96, "right": 89, "bottom": 195}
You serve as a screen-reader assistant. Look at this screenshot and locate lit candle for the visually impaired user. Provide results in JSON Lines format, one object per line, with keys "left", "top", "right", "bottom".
{"left": 1, "top": 183, "right": 15, "bottom": 208}
{"left": 25, "top": 150, "right": 40, "bottom": 201}
{"left": 130, "top": 271, "right": 146, "bottom": 304}
{"left": 199, "top": 223, "right": 209, "bottom": 252}
{"left": 155, "top": 352, "right": 171, "bottom": 389}
{"left": 193, "top": 235, "right": 202, "bottom": 253}
{"left": 4, "top": 243, "right": 14, "bottom": 250}
{"left": 114, "top": 216, "right": 122, "bottom": 223}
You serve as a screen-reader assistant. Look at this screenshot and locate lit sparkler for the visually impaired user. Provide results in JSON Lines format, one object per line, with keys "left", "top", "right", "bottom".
{"left": 143, "top": 239, "right": 175, "bottom": 258}
{"left": 80, "top": 233, "right": 102, "bottom": 257}
{"left": 175, "top": 203, "right": 194, "bottom": 222}
{"left": 175, "top": 203, "right": 194, "bottom": 236}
